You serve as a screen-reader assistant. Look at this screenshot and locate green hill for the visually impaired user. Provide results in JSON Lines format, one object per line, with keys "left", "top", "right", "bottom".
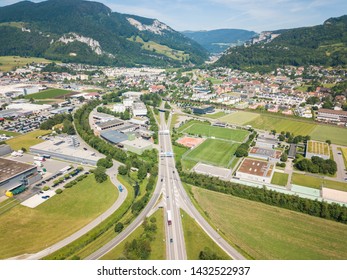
{"left": 0, "top": 0, "right": 208, "bottom": 67}
{"left": 216, "top": 15, "right": 347, "bottom": 72}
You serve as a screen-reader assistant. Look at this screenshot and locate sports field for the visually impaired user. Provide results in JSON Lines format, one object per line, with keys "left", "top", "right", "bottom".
{"left": 24, "top": 88, "right": 73, "bottom": 100}
{"left": 6, "top": 129, "right": 51, "bottom": 151}
{"left": 291, "top": 173, "right": 347, "bottom": 192}
{"left": 310, "top": 125, "right": 347, "bottom": 146}
{"left": 271, "top": 172, "right": 289, "bottom": 186}
{"left": 183, "top": 139, "right": 239, "bottom": 167}
{"left": 0, "top": 56, "right": 52, "bottom": 72}
{"left": 179, "top": 122, "right": 249, "bottom": 142}
{"left": 192, "top": 186, "right": 347, "bottom": 259}
{"left": 246, "top": 114, "right": 317, "bottom": 135}
{"left": 219, "top": 111, "right": 260, "bottom": 125}
{"left": 0, "top": 176, "right": 118, "bottom": 259}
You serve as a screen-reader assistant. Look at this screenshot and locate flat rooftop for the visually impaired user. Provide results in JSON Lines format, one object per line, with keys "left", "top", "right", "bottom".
{"left": 122, "top": 138, "right": 153, "bottom": 149}
{"left": 237, "top": 158, "right": 274, "bottom": 177}
{"left": 0, "top": 158, "right": 36, "bottom": 183}
{"left": 250, "top": 147, "right": 281, "bottom": 159}
{"left": 97, "top": 118, "right": 124, "bottom": 129}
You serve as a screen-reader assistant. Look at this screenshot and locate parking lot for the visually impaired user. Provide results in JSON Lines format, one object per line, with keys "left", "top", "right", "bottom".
{"left": 0, "top": 115, "right": 49, "bottom": 135}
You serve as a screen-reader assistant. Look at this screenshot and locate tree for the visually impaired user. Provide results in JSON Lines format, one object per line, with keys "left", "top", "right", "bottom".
{"left": 93, "top": 166, "right": 107, "bottom": 183}
{"left": 137, "top": 165, "right": 147, "bottom": 181}
{"left": 280, "top": 153, "right": 288, "bottom": 162}
{"left": 278, "top": 134, "right": 285, "bottom": 141}
{"left": 114, "top": 222, "right": 124, "bottom": 233}
{"left": 118, "top": 165, "right": 128, "bottom": 175}
{"left": 326, "top": 140, "right": 331, "bottom": 145}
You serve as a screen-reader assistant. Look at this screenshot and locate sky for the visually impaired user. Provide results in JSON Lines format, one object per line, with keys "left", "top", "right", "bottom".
{"left": 0, "top": 0, "right": 346, "bottom": 32}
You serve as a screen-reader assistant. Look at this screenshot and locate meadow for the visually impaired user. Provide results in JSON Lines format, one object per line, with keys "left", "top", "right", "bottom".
{"left": 271, "top": 172, "right": 289, "bottom": 186}
{"left": 219, "top": 111, "right": 260, "bottom": 125}
{"left": 0, "top": 176, "right": 117, "bottom": 259}
{"left": 184, "top": 139, "right": 239, "bottom": 167}
{"left": 6, "top": 129, "right": 51, "bottom": 151}
{"left": 192, "top": 186, "right": 347, "bottom": 259}
{"left": 24, "top": 88, "right": 73, "bottom": 100}
{"left": 0, "top": 56, "right": 52, "bottom": 72}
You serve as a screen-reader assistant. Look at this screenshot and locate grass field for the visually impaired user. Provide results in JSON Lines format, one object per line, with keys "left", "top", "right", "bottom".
{"left": 24, "top": 88, "right": 72, "bottom": 100}
{"left": 181, "top": 209, "right": 231, "bottom": 260}
{"left": 291, "top": 173, "right": 347, "bottom": 192}
{"left": 184, "top": 139, "right": 239, "bottom": 167}
{"left": 246, "top": 114, "right": 317, "bottom": 135}
{"left": 0, "top": 56, "right": 52, "bottom": 72}
{"left": 0, "top": 130, "right": 21, "bottom": 137}
{"left": 179, "top": 122, "right": 249, "bottom": 142}
{"left": 101, "top": 209, "right": 165, "bottom": 260}
{"left": 219, "top": 111, "right": 260, "bottom": 125}
{"left": 128, "top": 36, "right": 189, "bottom": 61}
{"left": 204, "top": 111, "right": 227, "bottom": 119}
{"left": 5, "top": 129, "right": 51, "bottom": 151}
{"left": 0, "top": 175, "right": 118, "bottom": 259}
{"left": 310, "top": 125, "right": 347, "bottom": 146}
{"left": 192, "top": 186, "right": 347, "bottom": 259}
{"left": 341, "top": 148, "right": 347, "bottom": 168}
{"left": 271, "top": 172, "right": 289, "bottom": 186}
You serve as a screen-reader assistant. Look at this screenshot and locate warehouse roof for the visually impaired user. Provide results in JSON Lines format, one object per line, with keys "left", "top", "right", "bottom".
{"left": 0, "top": 158, "right": 36, "bottom": 183}
{"left": 100, "top": 130, "right": 128, "bottom": 144}
{"left": 237, "top": 158, "right": 274, "bottom": 177}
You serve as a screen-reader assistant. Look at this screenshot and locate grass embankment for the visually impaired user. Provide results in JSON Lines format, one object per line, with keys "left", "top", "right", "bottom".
{"left": 192, "top": 186, "right": 347, "bottom": 259}
{"left": 291, "top": 173, "right": 347, "bottom": 192}
{"left": 0, "top": 175, "right": 117, "bottom": 259}
{"left": 181, "top": 209, "right": 231, "bottom": 260}
{"left": 101, "top": 209, "right": 165, "bottom": 260}
{"left": 271, "top": 172, "right": 289, "bottom": 186}
{"left": 0, "top": 130, "right": 21, "bottom": 137}
{"left": 205, "top": 111, "right": 227, "bottom": 119}
{"left": 0, "top": 56, "right": 52, "bottom": 72}
{"left": 5, "top": 129, "right": 51, "bottom": 151}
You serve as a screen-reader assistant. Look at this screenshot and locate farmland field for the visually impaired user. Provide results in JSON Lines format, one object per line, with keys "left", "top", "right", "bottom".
{"left": 183, "top": 139, "right": 239, "bottom": 167}
{"left": 0, "top": 175, "right": 118, "bottom": 259}
{"left": 5, "top": 129, "right": 51, "bottom": 151}
{"left": 181, "top": 209, "right": 231, "bottom": 260}
{"left": 291, "top": 173, "right": 347, "bottom": 192}
{"left": 0, "top": 56, "right": 52, "bottom": 72}
{"left": 246, "top": 114, "right": 317, "bottom": 135}
{"left": 192, "top": 186, "right": 347, "bottom": 259}
{"left": 219, "top": 111, "right": 260, "bottom": 125}
{"left": 310, "top": 125, "right": 347, "bottom": 146}
{"left": 179, "top": 122, "right": 249, "bottom": 142}
{"left": 24, "top": 88, "right": 73, "bottom": 100}
{"left": 271, "top": 172, "right": 289, "bottom": 186}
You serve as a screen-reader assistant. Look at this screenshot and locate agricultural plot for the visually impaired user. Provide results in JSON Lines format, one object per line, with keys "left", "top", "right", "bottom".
{"left": 219, "top": 111, "right": 260, "bottom": 125}
{"left": 246, "top": 114, "right": 317, "bottom": 135}
{"left": 179, "top": 122, "right": 249, "bottom": 142}
{"left": 192, "top": 186, "right": 347, "bottom": 259}
{"left": 0, "top": 176, "right": 117, "bottom": 259}
{"left": 183, "top": 139, "right": 239, "bottom": 167}
{"left": 24, "top": 88, "right": 73, "bottom": 100}
{"left": 310, "top": 125, "right": 347, "bottom": 146}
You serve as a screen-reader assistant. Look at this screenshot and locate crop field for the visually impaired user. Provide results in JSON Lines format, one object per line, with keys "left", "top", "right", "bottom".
{"left": 291, "top": 173, "right": 347, "bottom": 192}
{"left": 246, "top": 114, "right": 317, "bottom": 135}
{"left": 310, "top": 125, "right": 347, "bottom": 146}
{"left": 219, "top": 111, "right": 260, "bottom": 125}
{"left": 0, "top": 56, "right": 52, "bottom": 72}
{"left": 183, "top": 139, "right": 239, "bottom": 167}
{"left": 307, "top": 140, "right": 330, "bottom": 156}
{"left": 192, "top": 186, "right": 347, "bottom": 259}
{"left": 181, "top": 209, "right": 231, "bottom": 260}
{"left": 6, "top": 129, "right": 51, "bottom": 151}
{"left": 179, "top": 122, "right": 249, "bottom": 142}
{"left": 24, "top": 88, "right": 73, "bottom": 100}
{"left": 271, "top": 172, "right": 289, "bottom": 186}
{"left": 0, "top": 176, "right": 118, "bottom": 259}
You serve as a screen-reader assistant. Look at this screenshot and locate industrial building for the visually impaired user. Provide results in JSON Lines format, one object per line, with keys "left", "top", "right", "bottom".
{"left": 101, "top": 130, "right": 128, "bottom": 144}
{"left": 255, "top": 136, "right": 280, "bottom": 149}
{"left": 93, "top": 112, "right": 116, "bottom": 123}
{"left": 132, "top": 102, "right": 147, "bottom": 116}
{"left": 30, "top": 137, "right": 102, "bottom": 166}
{"left": 6, "top": 103, "right": 52, "bottom": 114}
{"left": 249, "top": 147, "right": 282, "bottom": 162}
{"left": 122, "top": 138, "right": 153, "bottom": 155}
{"left": 236, "top": 158, "right": 275, "bottom": 184}
{"left": 0, "top": 144, "right": 12, "bottom": 156}
{"left": 95, "top": 118, "right": 125, "bottom": 131}
{"left": 0, "top": 158, "right": 41, "bottom": 196}
{"left": 317, "top": 109, "right": 347, "bottom": 126}
{"left": 191, "top": 106, "right": 215, "bottom": 115}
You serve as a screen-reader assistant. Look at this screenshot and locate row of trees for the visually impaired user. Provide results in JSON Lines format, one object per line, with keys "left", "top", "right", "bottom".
{"left": 178, "top": 171, "right": 347, "bottom": 224}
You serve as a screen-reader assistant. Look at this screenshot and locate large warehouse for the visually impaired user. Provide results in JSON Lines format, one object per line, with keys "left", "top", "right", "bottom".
{"left": 0, "top": 158, "right": 41, "bottom": 196}
{"left": 236, "top": 158, "right": 275, "bottom": 184}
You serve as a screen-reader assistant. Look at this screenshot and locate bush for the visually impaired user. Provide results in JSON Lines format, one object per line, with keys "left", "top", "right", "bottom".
{"left": 114, "top": 222, "right": 124, "bottom": 233}
{"left": 43, "top": 186, "right": 50, "bottom": 191}
{"left": 55, "top": 189, "right": 63, "bottom": 194}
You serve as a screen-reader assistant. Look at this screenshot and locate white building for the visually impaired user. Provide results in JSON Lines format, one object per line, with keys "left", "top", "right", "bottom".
{"left": 132, "top": 102, "right": 147, "bottom": 116}
{"left": 123, "top": 99, "right": 134, "bottom": 108}
{"left": 7, "top": 103, "right": 52, "bottom": 114}
{"left": 113, "top": 103, "right": 126, "bottom": 113}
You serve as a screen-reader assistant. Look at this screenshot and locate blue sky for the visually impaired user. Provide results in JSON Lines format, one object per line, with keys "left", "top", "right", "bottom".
{"left": 0, "top": 0, "right": 346, "bottom": 32}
